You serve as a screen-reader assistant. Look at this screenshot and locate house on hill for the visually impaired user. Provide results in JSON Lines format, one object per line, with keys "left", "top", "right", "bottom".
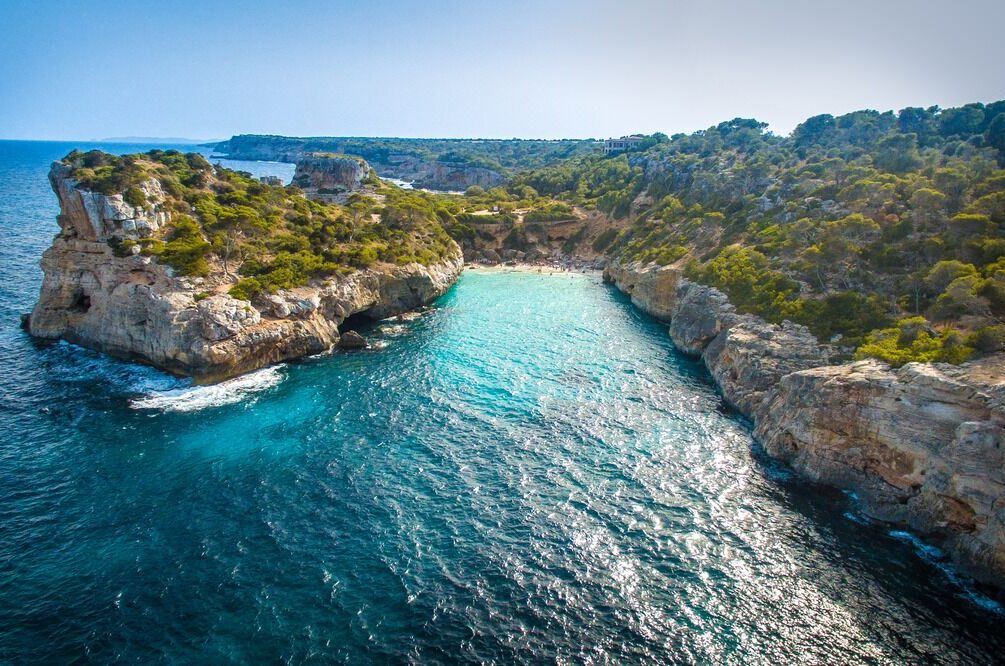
{"left": 604, "top": 135, "right": 645, "bottom": 154}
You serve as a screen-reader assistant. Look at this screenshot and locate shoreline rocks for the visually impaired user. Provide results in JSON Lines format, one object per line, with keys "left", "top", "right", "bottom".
{"left": 27, "top": 163, "right": 463, "bottom": 383}
{"left": 603, "top": 258, "right": 1005, "bottom": 591}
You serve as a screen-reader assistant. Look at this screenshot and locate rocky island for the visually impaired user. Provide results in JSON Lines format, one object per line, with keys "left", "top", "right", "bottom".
{"left": 26, "top": 150, "right": 462, "bottom": 381}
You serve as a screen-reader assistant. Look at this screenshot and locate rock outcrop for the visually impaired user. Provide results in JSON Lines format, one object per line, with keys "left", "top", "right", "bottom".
{"left": 755, "top": 358, "right": 1005, "bottom": 587}
{"left": 48, "top": 162, "right": 171, "bottom": 241}
{"left": 338, "top": 330, "right": 367, "bottom": 349}
{"left": 27, "top": 164, "right": 463, "bottom": 382}
{"left": 292, "top": 154, "right": 369, "bottom": 202}
{"left": 601, "top": 260, "right": 682, "bottom": 321}
{"left": 603, "top": 258, "right": 1005, "bottom": 590}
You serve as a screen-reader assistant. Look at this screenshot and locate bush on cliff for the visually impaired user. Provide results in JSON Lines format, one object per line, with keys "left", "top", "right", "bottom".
{"left": 229, "top": 277, "right": 262, "bottom": 301}
{"left": 153, "top": 216, "right": 211, "bottom": 277}
{"left": 854, "top": 317, "right": 974, "bottom": 366}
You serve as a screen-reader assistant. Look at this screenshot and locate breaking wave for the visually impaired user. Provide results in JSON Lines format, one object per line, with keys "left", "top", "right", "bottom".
{"left": 130, "top": 366, "right": 285, "bottom": 412}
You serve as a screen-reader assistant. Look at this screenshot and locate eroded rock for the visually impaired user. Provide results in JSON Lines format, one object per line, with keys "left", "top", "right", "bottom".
{"left": 604, "top": 258, "right": 1005, "bottom": 589}
{"left": 27, "top": 164, "right": 463, "bottom": 382}
{"left": 338, "top": 330, "right": 367, "bottom": 349}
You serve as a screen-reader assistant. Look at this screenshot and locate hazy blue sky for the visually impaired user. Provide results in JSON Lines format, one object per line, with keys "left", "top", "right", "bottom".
{"left": 2, "top": 0, "right": 1004, "bottom": 140}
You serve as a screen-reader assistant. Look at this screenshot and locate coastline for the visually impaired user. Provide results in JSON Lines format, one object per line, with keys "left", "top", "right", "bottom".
{"left": 603, "top": 258, "right": 1005, "bottom": 592}
{"left": 464, "top": 261, "right": 601, "bottom": 276}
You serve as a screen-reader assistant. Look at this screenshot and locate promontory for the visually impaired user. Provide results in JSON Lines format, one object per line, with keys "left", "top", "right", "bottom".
{"left": 26, "top": 150, "right": 462, "bottom": 382}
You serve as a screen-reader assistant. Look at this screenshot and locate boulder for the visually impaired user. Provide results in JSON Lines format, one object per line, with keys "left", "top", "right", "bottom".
{"left": 338, "top": 330, "right": 367, "bottom": 349}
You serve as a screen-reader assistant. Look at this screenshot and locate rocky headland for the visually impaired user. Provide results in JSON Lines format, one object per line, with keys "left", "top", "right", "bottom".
{"left": 216, "top": 135, "right": 506, "bottom": 191}
{"left": 27, "top": 158, "right": 462, "bottom": 382}
{"left": 604, "top": 259, "right": 1005, "bottom": 590}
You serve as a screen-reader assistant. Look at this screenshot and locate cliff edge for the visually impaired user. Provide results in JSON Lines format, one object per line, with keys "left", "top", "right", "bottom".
{"left": 604, "top": 259, "right": 1005, "bottom": 590}
{"left": 27, "top": 156, "right": 462, "bottom": 382}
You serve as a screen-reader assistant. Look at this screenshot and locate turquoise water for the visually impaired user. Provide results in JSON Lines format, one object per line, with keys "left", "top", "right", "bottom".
{"left": 1, "top": 141, "right": 1004, "bottom": 664}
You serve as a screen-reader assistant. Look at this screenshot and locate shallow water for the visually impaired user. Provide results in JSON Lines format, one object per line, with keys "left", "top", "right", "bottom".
{"left": 1, "top": 141, "right": 1004, "bottom": 664}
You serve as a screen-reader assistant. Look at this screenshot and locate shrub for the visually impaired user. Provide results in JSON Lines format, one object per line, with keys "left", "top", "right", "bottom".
{"left": 970, "top": 325, "right": 1005, "bottom": 353}
{"left": 124, "top": 186, "right": 147, "bottom": 208}
{"left": 592, "top": 228, "right": 619, "bottom": 252}
{"left": 688, "top": 246, "right": 802, "bottom": 323}
{"left": 525, "top": 202, "right": 574, "bottom": 222}
{"left": 855, "top": 317, "right": 974, "bottom": 366}
{"left": 799, "top": 292, "right": 892, "bottom": 343}
{"left": 229, "top": 278, "right": 262, "bottom": 301}
{"left": 156, "top": 216, "right": 210, "bottom": 276}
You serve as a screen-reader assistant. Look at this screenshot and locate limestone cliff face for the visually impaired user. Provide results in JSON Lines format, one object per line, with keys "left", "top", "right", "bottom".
{"left": 28, "top": 164, "right": 463, "bottom": 382}
{"left": 603, "top": 258, "right": 1005, "bottom": 589}
{"left": 755, "top": 359, "right": 1005, "bottom": 587}
{"left": 47, "top": 162, "right": 171, "bottom": 241}
{"left": 601, "top": 260, "right": 682, "bottom": 321}
{"left": 404, "top": 158, "right": 504, "bottom": 191}
{"left": 292, "top": 154, "right": 369, "bottom": 202}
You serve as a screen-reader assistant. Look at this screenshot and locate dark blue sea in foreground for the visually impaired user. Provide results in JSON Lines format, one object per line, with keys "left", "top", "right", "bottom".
{"left": 1, "top": 140, "right": 1004, "bottom": 664}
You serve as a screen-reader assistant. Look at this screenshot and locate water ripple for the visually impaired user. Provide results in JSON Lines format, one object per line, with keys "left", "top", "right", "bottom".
{"left": 0, "top": 142, "right": 1004, "bottom": 663}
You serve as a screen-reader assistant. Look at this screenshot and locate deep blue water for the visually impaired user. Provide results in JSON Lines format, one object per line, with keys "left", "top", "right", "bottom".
{"left": 1, "top": 140, "right": 1004, "bottom": 664}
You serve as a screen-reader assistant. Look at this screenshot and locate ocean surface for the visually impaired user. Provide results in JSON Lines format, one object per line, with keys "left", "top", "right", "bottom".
{"left": 1, "top": 140, "right": 1004, "bottom": 664}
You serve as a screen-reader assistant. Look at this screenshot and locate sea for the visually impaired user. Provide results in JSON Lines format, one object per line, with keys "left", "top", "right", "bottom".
{"left": 1, "top": 140, "right": 1003, "bottom": 664}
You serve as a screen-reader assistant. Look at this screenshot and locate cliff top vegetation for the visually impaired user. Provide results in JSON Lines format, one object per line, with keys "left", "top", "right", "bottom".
{"left": 60, "top": 149, "right": 458, "bottom": 301}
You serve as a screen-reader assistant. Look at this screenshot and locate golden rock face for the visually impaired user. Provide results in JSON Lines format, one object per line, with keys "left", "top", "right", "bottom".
{"left": 607, "top": 258, "right": 1005, "bottom": 590}
{"left": 28, "top": 165, "right": 464, "bottom": 383}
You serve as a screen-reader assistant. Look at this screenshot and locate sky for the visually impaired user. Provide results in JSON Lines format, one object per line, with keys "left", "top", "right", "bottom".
{"left": 1, "top": 0, "right": 1004, "bottom": 141}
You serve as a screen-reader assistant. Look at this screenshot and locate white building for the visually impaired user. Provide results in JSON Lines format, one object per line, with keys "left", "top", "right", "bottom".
{"left": 604, "top": 135, "right": 645, "bottom": 154}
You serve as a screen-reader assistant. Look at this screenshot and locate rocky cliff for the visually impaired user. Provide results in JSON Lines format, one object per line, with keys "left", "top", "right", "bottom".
{"left": 292, "top": 154, "right": 370, "bottom": 203}
{"left": 27, "top": 163, "right": 463, "bottom": 382}
{"left": 603, "top": 259, "right": 1005, "bottom": 590}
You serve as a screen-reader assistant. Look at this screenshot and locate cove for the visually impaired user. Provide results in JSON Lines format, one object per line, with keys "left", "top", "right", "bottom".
{"left": 2, "top": 265, "right": 1004, "bottom": 663}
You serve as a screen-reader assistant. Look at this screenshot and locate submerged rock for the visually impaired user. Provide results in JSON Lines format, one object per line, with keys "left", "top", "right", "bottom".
{"left": 338, "top": 330, "right": 367, "bottom": 349}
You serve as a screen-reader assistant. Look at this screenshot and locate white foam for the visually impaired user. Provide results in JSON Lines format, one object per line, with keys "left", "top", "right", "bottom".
{"left": 842, "top": 511, "right": 870, "bottom": 525}
{"left": 130, "top": 366, "right": 284, "bottom": 412}
{"left": 889, "top": 529, "right": 1004, "bottom": 614}
{"left": 889, "top": 530, "right": 945, "bottom": 560}
{"left": 378, "top": 324, "right": 409, "bottom": 337}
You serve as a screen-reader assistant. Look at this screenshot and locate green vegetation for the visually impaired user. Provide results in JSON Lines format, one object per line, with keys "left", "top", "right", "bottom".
{"left": 60, "top": 149, "right": 460, "bottom": 300}
{"left": 220, "top": 135, "right": 600, "bottom": 176}
{"left": 854, "top": 317, "right": 973, "bottom": 366}
{"left": 524, "top": 202, "right": 574, "bottom": 222}
{"left": 503, "top": 102, "right": 1005, "bottom": 364}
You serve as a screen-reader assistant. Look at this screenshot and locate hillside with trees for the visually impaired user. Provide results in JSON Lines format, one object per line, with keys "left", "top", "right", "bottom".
{"left": 499, "top": 101, "right": 1005, "bottom": 365}
{"left": 215, "top": 135, "right": 600, "bottom": 175}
